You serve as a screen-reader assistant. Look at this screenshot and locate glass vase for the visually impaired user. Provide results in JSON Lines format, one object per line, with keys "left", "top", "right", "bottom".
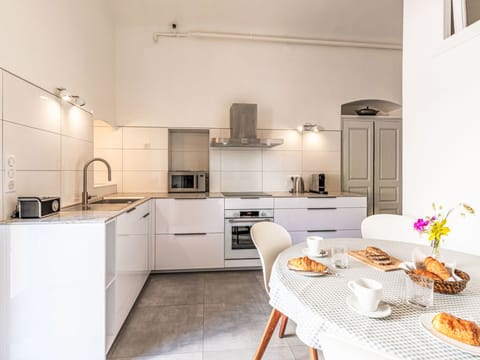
{"left": 431, "top": 238, "right": 441, "bottom": 259}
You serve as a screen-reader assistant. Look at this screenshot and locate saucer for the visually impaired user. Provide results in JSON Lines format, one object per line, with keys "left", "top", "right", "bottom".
{"left": 302, "top": 248, "right": 328, "bottom": 258}
{"left": 346, "top": 295, "right": 391, "bottom": 318}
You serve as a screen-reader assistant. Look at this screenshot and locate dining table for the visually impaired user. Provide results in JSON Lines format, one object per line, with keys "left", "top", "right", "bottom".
{"left": 268, "top": 238, "right": 480, "bottom": 360}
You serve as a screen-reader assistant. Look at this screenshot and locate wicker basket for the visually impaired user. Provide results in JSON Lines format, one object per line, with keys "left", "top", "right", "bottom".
{"left": 404, "top": 269, "right": 470, "bottom": 295}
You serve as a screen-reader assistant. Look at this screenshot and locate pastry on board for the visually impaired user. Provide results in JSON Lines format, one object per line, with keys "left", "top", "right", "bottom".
{"left": 288, "top": 256, "right": 328, "bottom": 273}
{"left": 424, "top": 256, "right": 451, "bottom": 280}
{"left": 432, "top": 312, "right": 480, "bottom": 346}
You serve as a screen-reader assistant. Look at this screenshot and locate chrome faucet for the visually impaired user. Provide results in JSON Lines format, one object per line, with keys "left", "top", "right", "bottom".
{"left": 82, "top": 158, "right": 112, "bottom": 209}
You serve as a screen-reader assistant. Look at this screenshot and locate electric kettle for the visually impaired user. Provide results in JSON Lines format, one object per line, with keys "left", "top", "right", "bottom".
{"left": 290, "top": 176, "right": 305, "bottom": 193}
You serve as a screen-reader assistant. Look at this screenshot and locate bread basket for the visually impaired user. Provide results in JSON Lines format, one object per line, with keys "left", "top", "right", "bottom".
{"left": 404, "top": 269, "right": 470, "bottom": 295}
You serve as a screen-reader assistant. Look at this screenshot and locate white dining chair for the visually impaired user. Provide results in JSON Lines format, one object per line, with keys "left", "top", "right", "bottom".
{"left": 319, "top": 332, "right": 397, "bottom": 360}
{"left": 361, "top": 214, "right": 420, "bottom": 243}
{"left": 251, "top": 221, "right": 319, "bottom": 360}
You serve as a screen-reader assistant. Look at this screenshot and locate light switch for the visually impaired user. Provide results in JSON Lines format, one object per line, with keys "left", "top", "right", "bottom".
{"left": 7, "top": 155, "right": 16, "bottom": 168}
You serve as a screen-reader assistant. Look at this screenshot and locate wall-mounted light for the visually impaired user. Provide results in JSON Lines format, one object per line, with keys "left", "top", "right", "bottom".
{"left": 56, "top": 88, "right": 86, "bottom": 107}
{"left": 297, "top": 123, "right": 320, "bottom": 132}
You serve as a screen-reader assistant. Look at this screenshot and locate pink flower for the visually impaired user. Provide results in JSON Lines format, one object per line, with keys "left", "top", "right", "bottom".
{"left": 414, "top": 218, "right": 429, "bottom": 232}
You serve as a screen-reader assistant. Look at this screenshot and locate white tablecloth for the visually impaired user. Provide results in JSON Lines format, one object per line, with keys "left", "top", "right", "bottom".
{"left": 269, "top": 238, "right": 480, "bottom": 360}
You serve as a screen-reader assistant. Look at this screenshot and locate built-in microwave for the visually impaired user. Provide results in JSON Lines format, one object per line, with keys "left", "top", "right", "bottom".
{"left": 168, "top": 171, "right": 208, "bottom": 193}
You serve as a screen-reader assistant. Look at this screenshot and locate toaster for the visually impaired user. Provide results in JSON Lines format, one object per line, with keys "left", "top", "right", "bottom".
{"left": 18, "top": 197, "right": 61, "bottom": 218}
{"left": 310, "top": 174, "right": 328, "bottom": 194}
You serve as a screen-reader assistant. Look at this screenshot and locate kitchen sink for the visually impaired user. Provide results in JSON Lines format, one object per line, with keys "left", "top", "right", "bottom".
{"left": 92, "top": 197, "right": 143, "bottom": 204}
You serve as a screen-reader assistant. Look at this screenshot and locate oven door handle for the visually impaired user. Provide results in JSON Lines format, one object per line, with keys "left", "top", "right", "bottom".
{"left": 228, "top": 219, "right": 273, "bottom": 223}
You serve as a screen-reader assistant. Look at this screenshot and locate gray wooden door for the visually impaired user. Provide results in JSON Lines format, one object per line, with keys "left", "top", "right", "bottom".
{"left": 374, "top": 120, "right": 402, "bottom": 214}
{"left": 342, "top": 118, "right": 402, "bottom": 215}
{"left": 342, "top": 119, "right": 375, "bottom": 215}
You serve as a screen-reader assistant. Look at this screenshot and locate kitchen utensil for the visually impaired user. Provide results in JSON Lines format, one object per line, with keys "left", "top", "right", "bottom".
{"left": 348, "top": 278, "right": 383, "bottom": 312}
{"left": 310, "top": 173, "right": 328, "bottom": 194}
{"left": 404, "top": 273, "right": 434, "bottom": 308}
{"left": 355, "top": 106, "right": 379, "bottom": 116}
{"left": 290, "top": 176, "right": 305, "bottom": 193}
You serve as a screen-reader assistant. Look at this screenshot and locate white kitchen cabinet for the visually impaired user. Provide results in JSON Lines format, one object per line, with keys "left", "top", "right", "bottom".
{"left": 155, "top": 233, "right": 224, "bottom": 270}
{"left": 155, "top": 198, "right": 223, "bottom": 234}
{"left": 224, "top": 197, "right": 274, "bottom": 209}
{"left": 114, "top": 201, "right": 151, "bottom": 336}
{"left": 155, "top": 198, "right": 224, "bottom": 270}
{"left": 274, "top": 197, "right": 366, "bottom": 245}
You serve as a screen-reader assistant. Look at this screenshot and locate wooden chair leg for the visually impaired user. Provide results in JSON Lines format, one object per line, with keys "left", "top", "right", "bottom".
{"left": 309, "top": 347, "right": 319, "bottom": 360}
{"left": 278, "top": 314, "right": 288, "bottom": 338}
{"left": 253, "top": 308, "right": 282, "bottom": 360}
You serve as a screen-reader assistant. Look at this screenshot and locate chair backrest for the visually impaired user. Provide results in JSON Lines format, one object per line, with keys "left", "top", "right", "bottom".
{"left": 251, "top": 222, "right": 292, "bottom": 293}
{"left": 361, "top": 214, "right": 420, "bottom": 243}
{"left": 320, "top": 332, "right": 397, "bottom": 360}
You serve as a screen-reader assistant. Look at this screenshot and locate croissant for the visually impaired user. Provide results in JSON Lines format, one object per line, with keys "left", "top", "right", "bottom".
{"left": 412, "top": 268, "right": 441, "bottom": 281}
{"left": 424, "top": 256, "right": 451, "bottom": 280}
{"left": 288, "top": 256, "right": 328, "bottom": 273}
{"left": 432, "top": 312, "right": 480, "bottom": 346}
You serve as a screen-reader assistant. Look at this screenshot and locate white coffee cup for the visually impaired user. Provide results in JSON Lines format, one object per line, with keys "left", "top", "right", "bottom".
{"left": 347, "top": 278, "right": 384, "bottom": 312}
{"left": 306, "top": 236, "right": 324, "bottom": 255}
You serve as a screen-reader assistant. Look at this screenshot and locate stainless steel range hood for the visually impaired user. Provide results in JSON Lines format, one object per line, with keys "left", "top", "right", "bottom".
{"left": 210, "top": 103, "right": 284, "bottom": 148}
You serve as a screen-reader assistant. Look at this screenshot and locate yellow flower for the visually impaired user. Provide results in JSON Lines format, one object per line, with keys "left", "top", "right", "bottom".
{"left": 429, "top": 219, "right": 450, "bottom": 241}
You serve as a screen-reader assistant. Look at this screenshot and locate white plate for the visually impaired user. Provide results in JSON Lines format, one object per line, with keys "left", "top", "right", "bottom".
{"left": 419, "top": 313, "right": 480, "bottom": 355}
{"left": 302, "top": 247, "right": 328, "bottom": 258}
{"left": 346, "top": 295, "right": 391, "bottom": 318}
{"left": 289, "top": 268, "right": 328, "bottom": 277}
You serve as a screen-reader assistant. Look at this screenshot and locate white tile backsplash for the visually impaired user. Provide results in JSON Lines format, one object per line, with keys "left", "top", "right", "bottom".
{"left": 4, "top": 121, "right": 61, "bottom": 170}
{"left": 261, "top": 129, "right": 302, "bottom": 150}
{"left": 123, "top": 171, "right": 167, "bottom": 192}
{"left": 209, "top": 149, "right": 222, "bottom": 171}
{"left": 94, "top": 149, "right": 123, "bottom": 171}
{"left": 208, "top": 171, "right": 221, "bottom": 193}
{"left": 94, "top": 126, "right": 122, "bottom": 149}
{"left": 221, "top": 150, "right": 262, "bottom": 172}
{"left": 221, "top": 172, "right": 262, "bottom": 192}
{"left": 302, "top": 131, "right": 341, "bottom": 152}
{"left": 123, "top": 149, "right": 168, "bottom": 171}
{"left": 61, "top": 170, "right": 84, "bottom": 207}
{"left": 302, "top": 151, "right": 341, "bottom": 172}
{"left": 263, "top": 172, "right": 293, "bottom": 192}
{"left": 95, "top": 170, "right": 123, "bottom": 192}
{"left": 262, "top": 151, "right": 302, "bottom": 172}
{"left": 61, "top": 136, "right": 93, "bottom": 171}
{"left": 3, "top": 73, "right": 61, "bottom": 133}
{"left": 123, "top": 127, "right": 168, "bottom": 149}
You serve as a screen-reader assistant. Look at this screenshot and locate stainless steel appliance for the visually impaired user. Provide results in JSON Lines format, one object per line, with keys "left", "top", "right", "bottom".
{"left": 310, "top": 173, "right": 328, "bottom": 194}
{"left": 290, "top": 176, "right": 305, "bottom": 193}
{"left": 168, "top": 171, "right": 208, "bottom": 193}
{"left": 224, "top": 208, "right": 274, "bottom": 260}
{"left": 18, "top": 196, "right": 61, "bottom": 218}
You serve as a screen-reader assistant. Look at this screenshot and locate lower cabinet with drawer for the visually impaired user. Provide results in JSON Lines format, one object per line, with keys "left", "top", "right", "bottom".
{"left": 155, "top": 198, "right": 225, "bottom": 270}
{"left": 274, "top": 197, "right": 367, "bottom": 244}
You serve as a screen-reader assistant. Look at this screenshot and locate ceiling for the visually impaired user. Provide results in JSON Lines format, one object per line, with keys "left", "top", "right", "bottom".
{"left": 114, "top": 0, "right": 403, "bottom": 45}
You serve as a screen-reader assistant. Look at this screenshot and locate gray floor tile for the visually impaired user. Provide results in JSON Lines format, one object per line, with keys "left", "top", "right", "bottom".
{"left": 109, "top": 305, "right": 204, "bottom": 358}
{"left": 289, "top": 345, "right": 325, "bottom": 360}
{"left": 204, "top": 302, "right": 289, "bottom": 352}
{"left": 204, "top": 346, "right": 295, "bottom": 360}
{"left": 204, "top": 273, "right": 268, "bottom": 304}
{"left": 137, "top": 280, "right": 204, "bottom": 307}
{"left": 109, "top": 353, "right": 203, "bottom": 360}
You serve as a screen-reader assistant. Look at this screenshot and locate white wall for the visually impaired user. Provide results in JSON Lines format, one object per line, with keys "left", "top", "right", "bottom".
{"left": 0, "top": 0, "right": 115, "bottom": 124}
{"left": 114, "top": 0, "right": 402, "bottom": 130}
{"left": 403, "top": 0, "right": 480, "bottom": 254}
{"left": 1, "top": 71, "right": 94, "bottom": 220}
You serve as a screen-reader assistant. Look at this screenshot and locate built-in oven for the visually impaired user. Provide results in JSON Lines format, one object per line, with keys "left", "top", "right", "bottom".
{"left": 224, "top": 209, "right": 274, "bottom": 260}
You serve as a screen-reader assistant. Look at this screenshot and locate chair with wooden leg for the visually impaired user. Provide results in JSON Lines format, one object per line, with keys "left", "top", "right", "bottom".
{"left": 251, "top": 221, "right": 318, "bottom": 360}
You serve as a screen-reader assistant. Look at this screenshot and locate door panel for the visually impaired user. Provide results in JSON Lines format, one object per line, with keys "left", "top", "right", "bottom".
{"left": 374, "top": 120, "right": 402, "bottom": 214}
{"left": 342, "top": 119, "right": 374, "bottom": 215}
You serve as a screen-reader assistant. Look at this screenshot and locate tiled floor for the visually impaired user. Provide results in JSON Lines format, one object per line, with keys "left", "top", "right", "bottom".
{"left": 108, "top": 270, "right": 325, "bottom": 360}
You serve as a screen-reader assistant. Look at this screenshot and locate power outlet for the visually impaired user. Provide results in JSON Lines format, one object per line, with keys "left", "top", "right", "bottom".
{"left": 6, "top": 179, "right": 16, "bottom": 193}
{"left": 7, "top": 155, "right": 16, "bottom": 168}
{"left": 6, "top": 155, "right": 16, "bottom": 193}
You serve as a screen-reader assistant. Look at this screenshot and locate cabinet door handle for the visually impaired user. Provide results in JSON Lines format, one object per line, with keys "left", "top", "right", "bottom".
{"left": 228, "top": 219, "right": 272, "bottom": 223}
{"left": 240, "top": 197, "right": 260, "bottom": 199}
{"left": 173, "top": 232, "right": 207, "bottom": 236}
{"left": 308, "top": 196, "right": 337, "bottom": 198}
{"left": 126, "top": 207, "right": 137, "bottom": 213}
{"left": 307, "top": 229, "right": 337, "bottom": 233}
{"left": 142, "top": 212, "right": 150, "bottom": 218}
{"left": 307, "top": 207, "right": 337, "bottom": 210}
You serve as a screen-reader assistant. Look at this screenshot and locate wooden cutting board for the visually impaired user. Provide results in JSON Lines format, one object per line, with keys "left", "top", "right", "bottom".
{"left": 348, "top": 250, "right": 404, "bottom": 272}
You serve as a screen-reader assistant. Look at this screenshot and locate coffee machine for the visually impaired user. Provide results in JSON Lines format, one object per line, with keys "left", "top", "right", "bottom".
{"left": 310, "top": 173, "right": 328, "bottom": 194}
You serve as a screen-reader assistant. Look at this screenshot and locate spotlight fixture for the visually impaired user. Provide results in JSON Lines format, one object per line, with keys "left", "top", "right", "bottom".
{"left": 71, "top": 96, "right": 86, "bottom": 107}
{"left": 56, "top": 88, "right": 86, "bottom": 107}
{"left": 297, "top": 123, "right": 320, "bottom": 132}
{"left": 56, "top": 88, "right": 72, "bottom": 101}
